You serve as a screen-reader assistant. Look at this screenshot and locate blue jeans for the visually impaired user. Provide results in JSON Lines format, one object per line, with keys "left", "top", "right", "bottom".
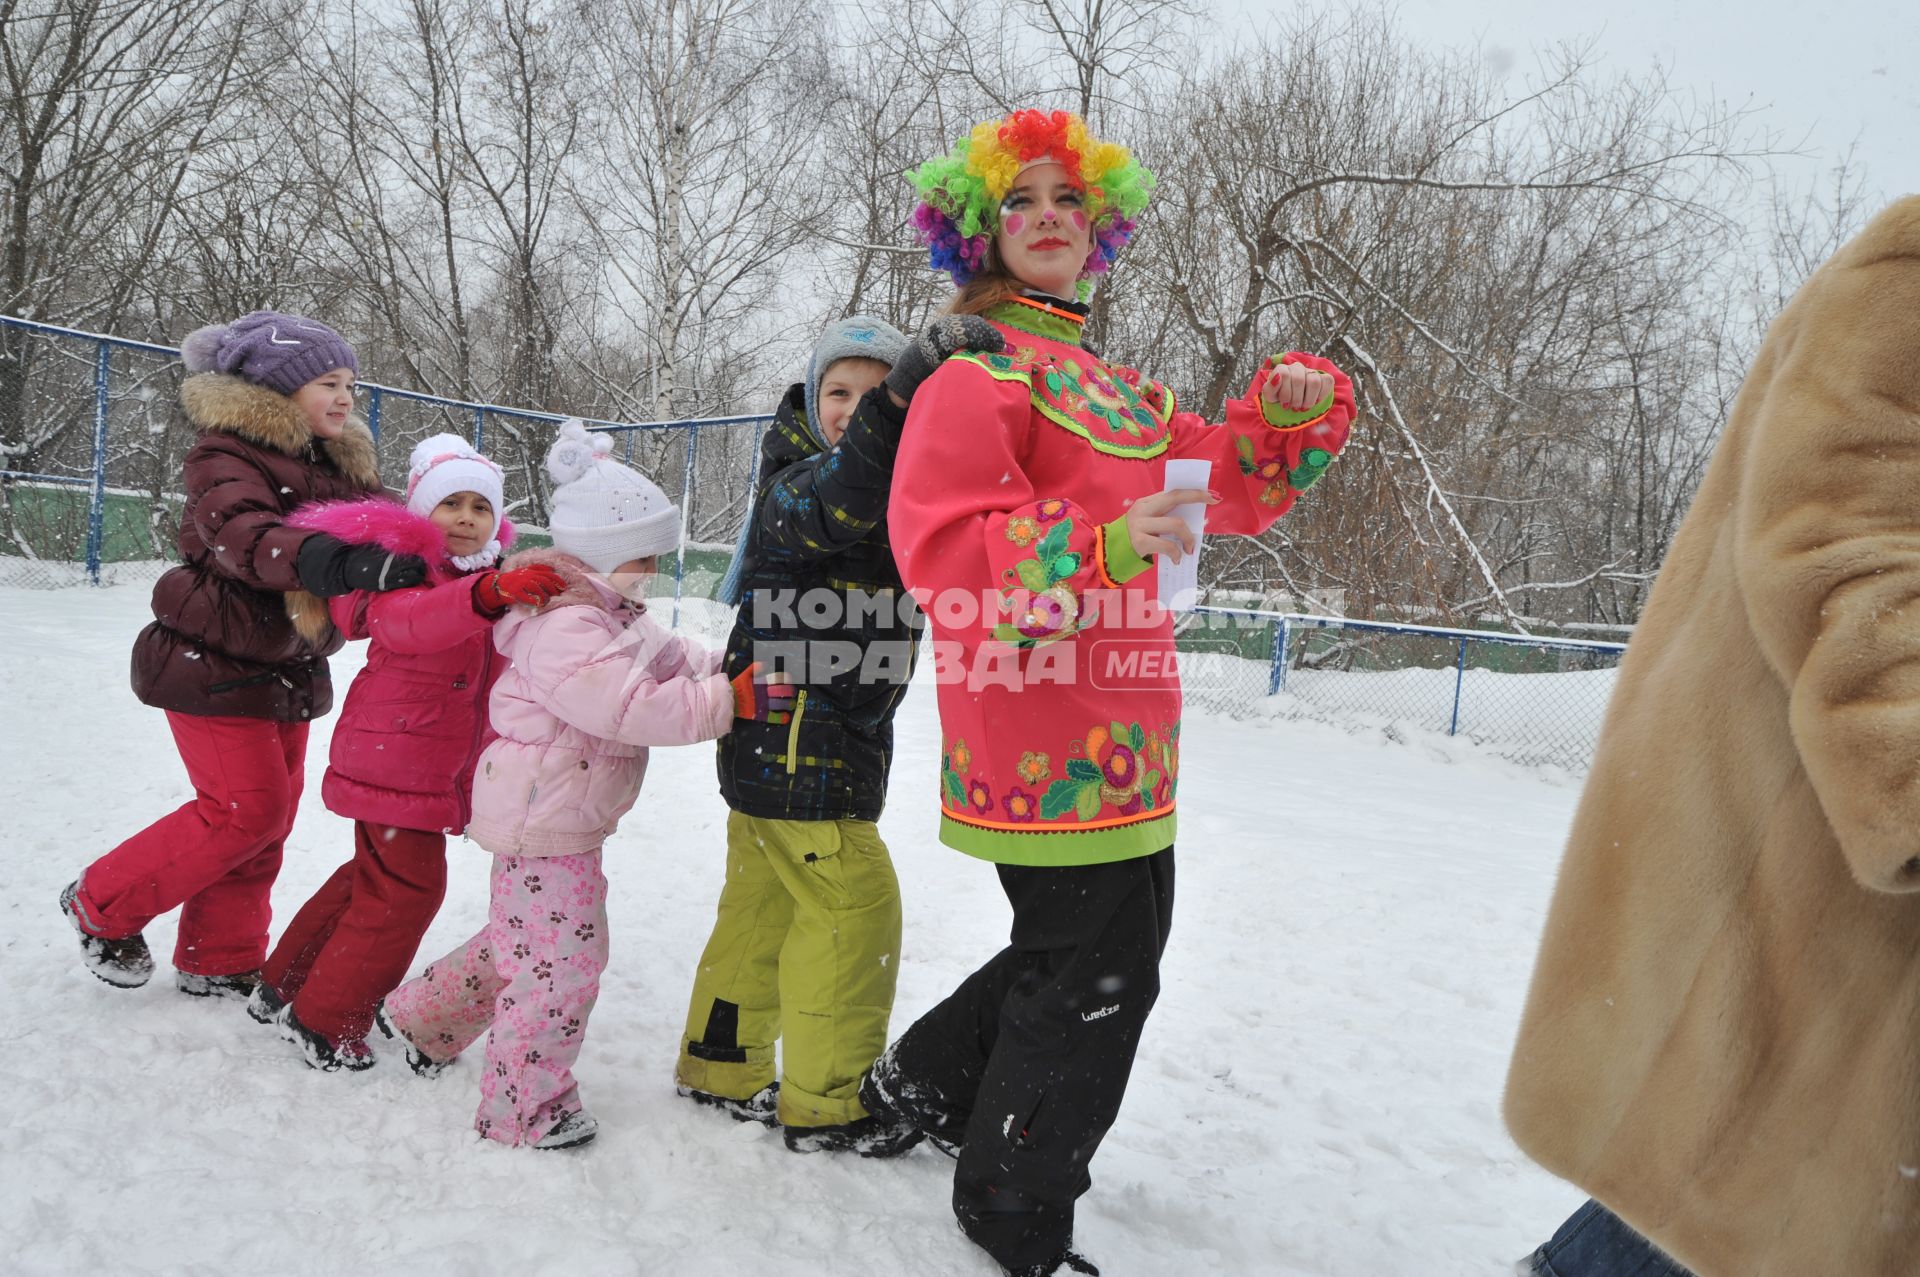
{"left": 1528, "top": 1200, "right": 1693, "bottom": 1277}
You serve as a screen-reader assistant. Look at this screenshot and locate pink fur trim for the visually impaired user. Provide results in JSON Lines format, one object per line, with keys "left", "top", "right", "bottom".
{"left": 289, "top": 496, "right": 517, "bottom": 583}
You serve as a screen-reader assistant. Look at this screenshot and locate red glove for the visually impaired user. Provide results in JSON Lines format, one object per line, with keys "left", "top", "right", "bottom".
{"left": 731, "top": 662, "right": 797, "bottom": 722}
{"left": 474, "top": 564, "right": 568, "bottom": 615}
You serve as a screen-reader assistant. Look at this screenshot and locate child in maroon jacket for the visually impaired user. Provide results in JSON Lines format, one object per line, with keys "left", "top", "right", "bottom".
{"left": 60, "top": 312, "right": 429, "bottom": 995}
{"left": 247, "top": 434, "right": 565, "bottom": 1070}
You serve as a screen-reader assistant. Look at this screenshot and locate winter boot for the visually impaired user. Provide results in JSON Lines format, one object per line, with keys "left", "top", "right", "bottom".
{"left": 1004, "top": 1249, "right": 1100, "bottom": 1277}
{"left": 859, "top": 1051, "right": 961, "bottom": 1155}
{"left": 533, "top": 1108, "right": 599, "bottom": 1150}
{"left": 58, "top": 880, "right": 153, "bottom": 988}
{"left": 246, "top": 981, "right": 286, "bottom": 1026}
{"left": 676, "top": 1081, "right": 779, "bottom": 1127}
{"left": 782, "top": 1111, "right": 924, "bottom": 1158}
{"left": 175, "top": 969, "right": 261, "bottom": 1001}
{"left": 374, "top": 1003, "right": 450, "bottom": 1079}
{"left": 275, "top": 1003, "right": 375, "bottom": 1073}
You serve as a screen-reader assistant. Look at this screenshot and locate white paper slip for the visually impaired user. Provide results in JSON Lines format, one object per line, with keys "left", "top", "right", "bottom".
{"left": 1158, "top": 459, "right": 1211, "bottom": 613}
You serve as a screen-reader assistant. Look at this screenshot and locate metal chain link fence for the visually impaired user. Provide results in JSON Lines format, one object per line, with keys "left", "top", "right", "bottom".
{"left": 2, "top": 315, "right": 1628, "bottom": 767}
{"left": 1231, "top": 612, "right": 1626, "bottom": 770}
{"left": 0, "top": 317, "right": 769, "bottom": 624}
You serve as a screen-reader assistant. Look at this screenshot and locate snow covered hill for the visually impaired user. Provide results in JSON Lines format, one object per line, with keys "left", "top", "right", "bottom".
{"left": 0, "top": 585, "right": 1587, "bottom": 1276}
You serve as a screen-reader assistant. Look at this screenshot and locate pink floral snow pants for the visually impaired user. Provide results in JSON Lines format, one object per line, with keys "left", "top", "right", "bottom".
{"left": 384, "top": 850, "right": 609, "bottom": 1147}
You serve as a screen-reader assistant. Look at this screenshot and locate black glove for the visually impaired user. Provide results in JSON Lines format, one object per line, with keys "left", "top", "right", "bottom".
{"left": 295, "top": 532, "right": 429, "bottom": 597}
{"left": 884, "top": 315, "right": 1006, "bottom": 403}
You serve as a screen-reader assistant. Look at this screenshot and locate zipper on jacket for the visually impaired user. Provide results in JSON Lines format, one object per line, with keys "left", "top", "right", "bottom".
{"left": 785, "top": 689, "right": 808, "bottom": 775}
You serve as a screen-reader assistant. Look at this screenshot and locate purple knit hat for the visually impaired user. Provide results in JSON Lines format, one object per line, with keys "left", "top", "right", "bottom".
{"left": 179, "top": 311, "right": 358, "bottom": 396}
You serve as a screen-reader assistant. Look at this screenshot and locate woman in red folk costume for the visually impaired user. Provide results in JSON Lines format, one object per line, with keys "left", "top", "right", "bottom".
{"left": 858, "top": 110, "right": 1355, "bottom": 1277}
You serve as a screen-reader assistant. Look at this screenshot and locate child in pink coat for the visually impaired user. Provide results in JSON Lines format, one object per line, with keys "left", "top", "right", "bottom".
{"left": 381, "top": 421, "right": 771, "bottom": 1150}
{"left": 248, "top": 435, "right": 569, "bottom": 1069}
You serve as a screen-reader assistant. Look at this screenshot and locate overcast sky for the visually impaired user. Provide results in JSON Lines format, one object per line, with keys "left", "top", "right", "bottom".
{"left": 1223, "top": 0, "right": 1920, "bottom": 205}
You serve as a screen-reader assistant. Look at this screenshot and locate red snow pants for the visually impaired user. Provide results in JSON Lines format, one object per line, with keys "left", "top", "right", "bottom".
{"left": 261, "top": 821, "right": 448, "bottom": 1045}
{"left": 73, "top": 712, "right": 307, "bottom": 975}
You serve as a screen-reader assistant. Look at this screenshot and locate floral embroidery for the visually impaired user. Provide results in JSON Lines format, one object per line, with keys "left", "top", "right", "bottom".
{"left": 993, "top": 512, "right": 1089, "bottom": 648}
{"left": 947, "top": 721, "right": 1180, "bottom": 827}
{"left": 942, "top": 739, "right": 973, "bottom": 812}
{"left": 951, "top": 349, "right": 1170, "bottom": 460}
{"left": 1040, "top": 357, "right": 1156, "bottom": 440}
{"left": 1039, "top": 720, "right": 1173, "bottom": 822}
{"left": 1005, "top": 515, "right": 1042, "bottom": 547}
{"left": 968, "top": 778, "right": 993, "bottom": 815}
{"left": 1112, "top": 365, "right": 1175, "bottom": 423}
{"left": 1237, "top": 434, "right": 1333, "bottom": 505}
{"left": 1290, "top": 447, "right": 1334, "bottom": 490}
{"left": 1007, "top": 586, "right": 1080, "bottom": 643}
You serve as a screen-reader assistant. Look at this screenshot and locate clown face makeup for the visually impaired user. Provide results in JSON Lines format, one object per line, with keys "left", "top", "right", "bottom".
{"left": 995, "top": 166, "right": 1094, "bottom": 299}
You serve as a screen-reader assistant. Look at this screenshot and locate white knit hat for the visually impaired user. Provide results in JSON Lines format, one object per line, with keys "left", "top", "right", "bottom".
{"left": 405, "top": 433, "right": 506, "bottom": 569}
{"left": 544, "top": 419, "right": 681, "bottom": 573}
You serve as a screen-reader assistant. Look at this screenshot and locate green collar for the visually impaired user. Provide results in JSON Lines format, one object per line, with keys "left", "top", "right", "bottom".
{"left": 985, "top": 298, "right": 1087, "bottom": 347}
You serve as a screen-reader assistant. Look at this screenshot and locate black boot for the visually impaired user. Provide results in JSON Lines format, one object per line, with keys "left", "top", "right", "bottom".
{"left": 1004, "top": 1249, "right": 1100, "bottom": 1277}
{"left": 58, "top": 880, "right": 153, "bottom": 988}
{"left": 532, "top": 1108, "right": 599, "bottom": 1150}
{"left": 859, "top": 1048, "right": 962, "bottom": 1155}
{"left": 677, "top": 1081, "right": 779, "bottom": 1126}
{"left": 175, "top": 969, "right": 261, "bottom": 1001}
{"left": 374, "top": 1003, "right": 450, "bottom": 1079}
{"left": 246, "top": 981, "right": 286, "bottom": 1026}
{"left": 275, "top": 1003, "right": 375, "bottom": 1072}
{"left": 782, "top": 1111, "right": 924, "bottom": 1158}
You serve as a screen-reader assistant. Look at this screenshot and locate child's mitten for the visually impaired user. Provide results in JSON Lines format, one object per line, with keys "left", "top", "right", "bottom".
{"left": 731, "top": 662, "right": 798, "bottom": 722}
{"left": 474, "top": 563, "right": 569, "bottom": 615}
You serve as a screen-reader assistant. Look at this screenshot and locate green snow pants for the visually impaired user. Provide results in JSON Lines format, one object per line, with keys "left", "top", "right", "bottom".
{"left": 676, "top": 812, "right": 903, "bottom": 1127}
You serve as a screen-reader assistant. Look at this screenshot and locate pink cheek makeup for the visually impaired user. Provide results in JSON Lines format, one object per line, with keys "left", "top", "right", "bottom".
{"left": 1002, "top": 212, "right": 1028, "bottom": 237}
{"left": 1069, "top": 210, "right": 1088, "bottom": 232}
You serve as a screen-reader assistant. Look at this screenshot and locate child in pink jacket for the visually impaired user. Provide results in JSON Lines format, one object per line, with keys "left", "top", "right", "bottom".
{"left": 248, "top": 435, "right": 568, "bottom": 1069}
{"left": 381, "top": 421, "right": 773, "bottom": 1150}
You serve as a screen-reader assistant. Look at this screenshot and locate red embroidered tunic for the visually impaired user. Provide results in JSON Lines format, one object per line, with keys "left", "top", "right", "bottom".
{"left": 888, "top": 297, "right": 1355, "bottom": 864}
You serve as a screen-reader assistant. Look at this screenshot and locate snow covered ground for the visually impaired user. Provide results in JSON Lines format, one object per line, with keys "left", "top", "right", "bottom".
{"left": 0, "top": 584, "right": 1589, "bottom": 1276}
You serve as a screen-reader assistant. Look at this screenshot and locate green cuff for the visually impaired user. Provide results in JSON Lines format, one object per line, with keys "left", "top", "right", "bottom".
{"left": 1100, "top": 515, "right": 1154, "bottom": 584}
{"left": 1260, "top": 372, "right": 1336, "bottom": 428}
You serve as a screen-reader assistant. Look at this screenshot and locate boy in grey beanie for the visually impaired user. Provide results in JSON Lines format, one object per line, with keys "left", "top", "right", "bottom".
{"left": 678, "top": 311, "right": 1000, "bottom": 1154}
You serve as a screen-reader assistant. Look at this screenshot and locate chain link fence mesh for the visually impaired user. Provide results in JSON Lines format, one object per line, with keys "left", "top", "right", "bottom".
{"left": 1251, "top": 615, "right": 1624, "bottom": 770}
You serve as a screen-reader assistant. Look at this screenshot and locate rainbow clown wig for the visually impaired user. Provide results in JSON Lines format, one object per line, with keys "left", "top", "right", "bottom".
{"left": 910, "top": 109, "right": 1155, "bottom": 299}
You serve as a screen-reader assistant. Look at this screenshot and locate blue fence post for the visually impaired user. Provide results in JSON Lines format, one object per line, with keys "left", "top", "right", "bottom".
{"left": 84, "top": 340, "right": 111, "bottom": 585}
{"left": 366, "top": 386, "right": 383, "bottom": 442}
{"left": 1268, "top": 615, "right": 1290, "bottom": 695}
{"left": 671, "top": 425, "right": 700, "bottom": 629}
{"left": 472, "top": 406, "right": 485, "bottom": 451}
{"left": 1449, "top": 637, "right": 1468, "bottom": 736}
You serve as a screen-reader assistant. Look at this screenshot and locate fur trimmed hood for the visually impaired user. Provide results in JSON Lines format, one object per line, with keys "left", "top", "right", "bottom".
{"left": 288, "top": 495, "right": 517, "bottom": 585}
{"left": 180, "top": 372, "right": 380, "bottom": 490}
{"left": 499, "top": 545, "right": 641, "bottom": 614}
